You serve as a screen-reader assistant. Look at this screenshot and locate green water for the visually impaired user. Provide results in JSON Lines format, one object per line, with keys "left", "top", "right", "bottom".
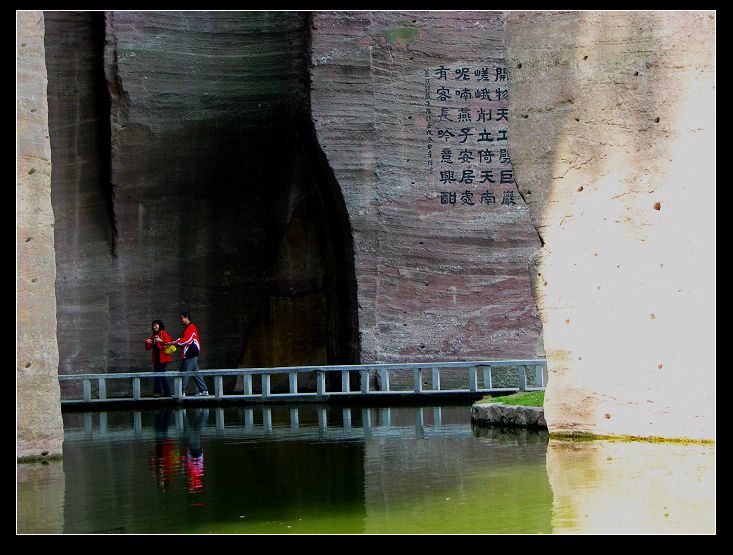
{"left": 17, "top": 405, "right": 715, "bottom": 534}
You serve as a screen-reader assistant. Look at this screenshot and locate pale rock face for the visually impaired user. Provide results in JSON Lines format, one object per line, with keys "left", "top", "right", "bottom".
{"left": 17, "top": 11, "right": 64, "bottom": 459}
{"left": 505, "top": 11, "right": 715, "bottom": 439}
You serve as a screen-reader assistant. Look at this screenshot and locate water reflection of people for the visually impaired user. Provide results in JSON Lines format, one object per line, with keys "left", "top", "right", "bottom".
{"left": 148, "top": 409, "right": 180, "bottom": 493}
{"left": 182, "top": 408, "right": 208, "bottom": 495}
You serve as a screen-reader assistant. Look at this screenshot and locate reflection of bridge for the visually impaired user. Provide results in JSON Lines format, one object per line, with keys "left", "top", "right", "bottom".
{"left": 63, "top": 406, "right": 479, "bottom": 442}
{"left": 59, "top": 359, "right": 547, "bottom": 408}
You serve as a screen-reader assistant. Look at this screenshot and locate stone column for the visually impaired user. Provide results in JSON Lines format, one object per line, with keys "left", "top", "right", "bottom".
{"left": 17, "top": 10, "right": 64, "bottom": 460}
{"left": 506, "top": 11, "right": 715, "bottom": 440}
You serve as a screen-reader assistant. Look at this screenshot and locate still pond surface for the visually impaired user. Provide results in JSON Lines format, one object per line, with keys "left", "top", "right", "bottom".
{"left": 18, "top": 405, "right": 714, "bottom": 534}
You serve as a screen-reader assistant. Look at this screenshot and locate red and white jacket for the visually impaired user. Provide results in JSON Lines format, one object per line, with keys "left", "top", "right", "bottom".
{"left": 173, "top": 323, "right": 201, "bottom": 359}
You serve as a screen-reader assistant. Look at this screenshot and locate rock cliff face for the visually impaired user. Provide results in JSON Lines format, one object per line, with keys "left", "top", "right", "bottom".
{"left": 45, "top": 11, "right": 359, "bottom": 396}
{"left": 44, "top": 12, "right": 115, "bottom": 395}
{"left": 310, "top": 11, "right": 543, "bottom": 378}
{"left": 44, "top": 10, "right": 541, "bottom": 397}
{"left": 505, "top": 11, "right": 715, "bottom": 439}
{"left": 17, "top": 11, "right": 64, "bottom": 459}
{"left": 22, "top": 10, "right": 713, "bottom": 443}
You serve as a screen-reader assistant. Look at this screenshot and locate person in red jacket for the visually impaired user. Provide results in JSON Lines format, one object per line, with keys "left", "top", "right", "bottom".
{"left": 145, "top": 320, "right": 174, "bottom": 397}
{"left": 164, "top": 310, "right": 208, "bottom": 397}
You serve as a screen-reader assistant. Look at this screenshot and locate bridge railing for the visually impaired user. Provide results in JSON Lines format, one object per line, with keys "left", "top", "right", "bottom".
{"left": 58, "top": 359, "right": 547, "bottom": 404}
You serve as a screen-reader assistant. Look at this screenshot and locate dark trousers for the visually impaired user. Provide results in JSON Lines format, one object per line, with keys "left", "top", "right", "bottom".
{"left": 153, "top": 361, "right": 171, "bottom": 396}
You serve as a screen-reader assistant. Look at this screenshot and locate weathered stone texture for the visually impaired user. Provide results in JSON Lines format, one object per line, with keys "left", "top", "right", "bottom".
{"left": 46, "top": 11, "right": 358, "bottom": 396}
{"left": 311, "top": 11, "right": 543, "bottom": 372}
{"left": 505, "top": 11, "right": 715, "bottom": 439}
{"left": 17, "top": 11, "right": 64, "bottom": 458}
{"left": 472, "top": 402, "right": 546, "bottom": 428}
{"left": 103, "top": 11, "right": 313, "bottom": 378}
{"left": 44, "top": 12, "right": 115, "bottom": 397}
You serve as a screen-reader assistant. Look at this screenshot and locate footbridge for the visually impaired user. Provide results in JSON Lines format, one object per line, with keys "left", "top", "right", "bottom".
{"left": 59, "top": 359, "right": 547, "bottom": 409}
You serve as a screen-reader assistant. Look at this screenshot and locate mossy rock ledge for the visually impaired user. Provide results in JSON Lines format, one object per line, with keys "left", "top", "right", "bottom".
{"left": 471, "top": 402, "right": 547, "bottom": 429}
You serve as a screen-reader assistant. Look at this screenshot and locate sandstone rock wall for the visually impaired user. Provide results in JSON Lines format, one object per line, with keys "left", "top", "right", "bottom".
{"left": 44, "top": 12, "right": 115, "bottom": 396}
{"left": 17, "top": 11, "right": 64, "bottom": 459}
{"left": 311, "top": 11, "right": 543, "bottom": 373}
{"left": 103, "top": 11, "right": 312, "bottom": 377}
{"left": 45, "top": 10, "right": 542, "bottom": 395}
{"left": 505, "top": 11, "right": 715, "bottom": 439}
{"left": 45, "top": 12, "right": 359, "bottom": 395}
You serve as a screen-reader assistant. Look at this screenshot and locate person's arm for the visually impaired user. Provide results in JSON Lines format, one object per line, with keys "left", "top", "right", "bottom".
{"left": 145, "top": 335, "right": 154, "bottom": 350}
{"left": 164, "top": 332, "right": 183, "bottom": 347}
{"left": 166, "top": 326, "right": 193, "bottom": 347}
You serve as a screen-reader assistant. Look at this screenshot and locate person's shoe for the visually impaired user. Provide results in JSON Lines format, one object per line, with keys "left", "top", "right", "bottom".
{"left": 180, "top": 393, "right": 186, "bottom": 398}
{"left": 197, "top": 390, "right": 210, "bottom": 396}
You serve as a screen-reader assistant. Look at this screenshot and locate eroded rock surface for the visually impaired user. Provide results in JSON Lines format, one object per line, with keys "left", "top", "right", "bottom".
{"left": 17, "top": 10, "right": 64, "bottom": 458}
{"left": 506, "top": 11, "right": 715, "bottom": 439}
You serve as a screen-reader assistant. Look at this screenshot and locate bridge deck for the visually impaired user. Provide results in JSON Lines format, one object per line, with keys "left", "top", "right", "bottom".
{"left": 59, "top": 359, "right": 547, "bottom": 409}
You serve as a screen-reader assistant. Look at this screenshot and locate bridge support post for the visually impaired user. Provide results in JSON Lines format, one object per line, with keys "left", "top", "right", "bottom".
{"left": 174, "top": 377, "right": 182, "bottom": 398}
{"left": 519, "top": 366, "right": 527, "bottom": 391}
{"left": 215, "top": 376, "right": 223, "bottom": 399}
{"left": 317, "top": 371, "right": 326, "bottom": 396}
{"left": 132, "top": 377, "right": 141, "bottom": 400}
{"left": 243, "top": 374, "right": 252, "bottom": 395}
{"left": 414, "top": 368, "right": 423, "bottom": 393}
{"left": 341, "top": 370, "right": 350, "bottom": 393}
{"left": 98, "top": 378, "right": 106, "bottom": 400}
{"left": 83, "top": 379, "right": 91, "bottom": 402}
{"left": 360, "top": 371, "right": 369, "bottom": 394}
{"left": 289, "top": 372, "right": 298, "bottom": 394}
{"left": 482, "top": 365, "right": 492, "bottom": 390}
{"left": 535, "top": 364, "right": 544, "bottom": 388}
{"left": 262, "top": 374, "right": 271, "bottom": 398}
{"left": 469, "top": 366, "right": 477, "bottom": 392}
{"left": 380, "top": 368, "right": 390, "bottom": 392}
{"left": 431, "top": 368, "right": 441, "bottom": 391}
